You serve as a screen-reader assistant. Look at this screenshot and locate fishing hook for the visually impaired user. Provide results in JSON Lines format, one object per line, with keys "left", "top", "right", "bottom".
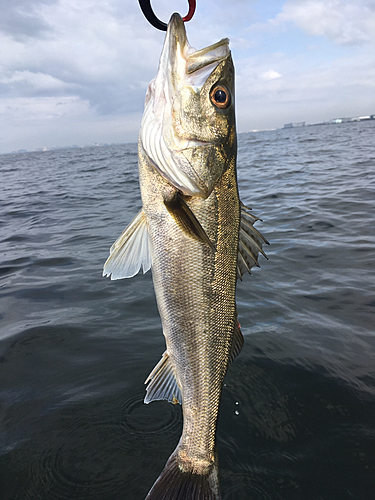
{"left": 138, "top": 0, "right": 196, "bottom": 31}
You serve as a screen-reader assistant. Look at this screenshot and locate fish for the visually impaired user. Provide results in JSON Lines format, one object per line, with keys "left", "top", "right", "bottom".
{"left": 103, "top": 13, "right": 268, "bottom": 500}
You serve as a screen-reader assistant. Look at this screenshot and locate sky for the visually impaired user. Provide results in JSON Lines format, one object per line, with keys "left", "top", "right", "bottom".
{"left": 0, "top": 0, "right": 374, "bottom": 153}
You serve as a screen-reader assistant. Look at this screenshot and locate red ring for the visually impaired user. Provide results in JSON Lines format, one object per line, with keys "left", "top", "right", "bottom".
{"left": 182, "top": 0, "right": 196, "bottom": 22}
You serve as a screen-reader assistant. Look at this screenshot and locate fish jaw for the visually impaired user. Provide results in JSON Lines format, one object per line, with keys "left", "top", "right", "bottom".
{"left": 140, "top": 13, "right": 235, "bottom": 198}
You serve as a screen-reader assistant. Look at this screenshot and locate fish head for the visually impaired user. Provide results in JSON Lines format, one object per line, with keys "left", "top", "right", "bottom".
{"left": 140, "top": 13, "right": 236, "bottom": 198}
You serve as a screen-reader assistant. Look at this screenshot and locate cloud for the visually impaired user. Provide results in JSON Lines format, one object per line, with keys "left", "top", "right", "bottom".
{"left": 232, "top": 0, "right": 375, "bottom": 130}
{"left": 0, "top": 95, "right": 141, "bottom": 151}
{"left": 0, "top": 0, "right": 171, "bottom": 151}
{"left": 273, "top": 0, "right": 375, "bottom": 45}
{"left": 0, "top": 0, "right": 374, "bottom": 152}
{"left": 235, "top": 47, "right": 375, "bottom": 131}
{"left": 0, "top": 96, "right": 90, "bottom": 121}
{"left": 261, "top": 69, "right": 282, "bottom": 81}
{"left": 0, "top": 0, "right": 56, "bottom": 41}
{"left": 0, "top": 0, "right": 162, "bottom": 117}
{"left": 0, "top": 70, "right": 80, "bottom": 95}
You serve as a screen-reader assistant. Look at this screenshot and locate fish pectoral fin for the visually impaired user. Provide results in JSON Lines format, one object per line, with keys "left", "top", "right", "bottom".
{"left": 237, "top": 201, "right": 269, "bottom": 279}
{"left": 144, "top": 351, "right": 182, "bottom": 405}
{"left": 164, "top": 193, "right": 215, "bottom": 250}
{"left": 229, "top": 315, "right": 244, "bottom": 364}
{"left": 102, "top": 210, "right": 152, "bottom": 280}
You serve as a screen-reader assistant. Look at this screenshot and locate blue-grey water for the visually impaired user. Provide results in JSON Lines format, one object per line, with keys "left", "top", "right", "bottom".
{"left": 1, "top": 120, "right": 374, "bottom": 499}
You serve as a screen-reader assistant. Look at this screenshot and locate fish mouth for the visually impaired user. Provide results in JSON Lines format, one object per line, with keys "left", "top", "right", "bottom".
{"left": 168, "top": 13, "right": 230, "bottom": 86}
{"left": 140, "top": 14, "right": 231, "bottom": 198}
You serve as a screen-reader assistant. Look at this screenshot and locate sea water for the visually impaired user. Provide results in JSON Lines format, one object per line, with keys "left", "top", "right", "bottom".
{"left": 0, "top": 120, "right": 374, "bottom": 499}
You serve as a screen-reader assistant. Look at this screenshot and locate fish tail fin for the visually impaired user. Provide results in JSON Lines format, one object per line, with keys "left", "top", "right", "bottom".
{"left": 145, "top": 450, "right": 221, "bottom": 500}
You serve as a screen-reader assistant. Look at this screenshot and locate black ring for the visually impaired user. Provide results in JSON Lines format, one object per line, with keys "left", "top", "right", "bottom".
{"left": 138, "top": 0, "right": 168, "bottom": 31}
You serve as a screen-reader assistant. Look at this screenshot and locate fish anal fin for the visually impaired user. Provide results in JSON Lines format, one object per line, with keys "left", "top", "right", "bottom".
{"left": 164, "top": 192, "right": 215, "bottom": 250}
{"left": 102, "top": 210, "right": 152, "bottom": 280}
{"left": 229, "top": 316, "right": 244, "bottom": 364}
{"left": 144, "top": 351, "right": 182, "bottom": 405}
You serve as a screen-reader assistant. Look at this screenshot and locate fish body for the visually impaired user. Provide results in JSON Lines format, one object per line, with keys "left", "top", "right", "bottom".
{"left": 103, "top": 13, "right": 268, "bottom": 500}
{"left": 138, "top": 132, "right": 239, "bottom": 497}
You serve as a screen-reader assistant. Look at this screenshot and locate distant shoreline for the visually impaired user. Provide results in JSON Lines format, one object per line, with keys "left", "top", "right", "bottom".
{"left": 3, "top": 116, "right": 375, "bottom": 155}
{"left": 282, "top": 114, "right": 375, "bottom": 129}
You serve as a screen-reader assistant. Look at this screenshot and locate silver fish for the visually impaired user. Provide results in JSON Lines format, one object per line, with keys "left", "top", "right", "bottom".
{"left": 103, "top": 13, "right": 268, "bottom": 500}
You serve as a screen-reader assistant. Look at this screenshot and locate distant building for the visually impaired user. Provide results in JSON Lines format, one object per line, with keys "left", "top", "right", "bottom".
{"left": 331, "top": 117, "right": 352, "bottom": 124}
{"left": 283, "top": 114, "right": 374, "bottom": 130}
{"left": 283, "top": 121, "right": 306, "bottom": 129}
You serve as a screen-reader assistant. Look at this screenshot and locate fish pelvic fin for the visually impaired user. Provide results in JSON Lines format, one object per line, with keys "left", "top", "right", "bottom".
{"left": 102, "top": 210, "right": 152, "bottom": 280}
{"left": 164, "top": 192, "right": 215, "bottom": 250}
{"left": 145, "top": 450, "right": 221, "bottom": 500}
{"left": 144, "top": 351, "right": 182, "bottom": 405}
{"left": 237, "top": 201, "right": 269, "bottom": 280}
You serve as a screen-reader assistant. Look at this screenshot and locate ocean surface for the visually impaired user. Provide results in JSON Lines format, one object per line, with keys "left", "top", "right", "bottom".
{"left": 0, "top": 120, "right": 374, "bottom": 499}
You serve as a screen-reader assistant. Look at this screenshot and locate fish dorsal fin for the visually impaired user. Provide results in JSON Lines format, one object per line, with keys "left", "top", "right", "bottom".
{"left": 229, "top": 318, "right": 244, "bottom": 364}
{"left": 103, "top": 210, "right": 152, "bottom": 280}
{"left": 164, "top": 193, "right": 215, "bottom": 250}
{"left": 144, "top": 351, "right": 182, "bottom": 405}
{"left": 237, "top": 202, "right": 269, "bottom": 280}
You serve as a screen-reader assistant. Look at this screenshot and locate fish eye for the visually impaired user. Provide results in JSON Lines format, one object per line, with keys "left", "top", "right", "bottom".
{"left": 210, "top": 85, "right": 231, "bottom": 109}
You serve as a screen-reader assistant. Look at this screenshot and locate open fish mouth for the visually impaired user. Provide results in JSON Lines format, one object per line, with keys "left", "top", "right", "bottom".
{"left": 140, "top": 14, "right": 231, "bottom": 197}
{"left": 158, "top": 13, "right": 230, "bottom": 86}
